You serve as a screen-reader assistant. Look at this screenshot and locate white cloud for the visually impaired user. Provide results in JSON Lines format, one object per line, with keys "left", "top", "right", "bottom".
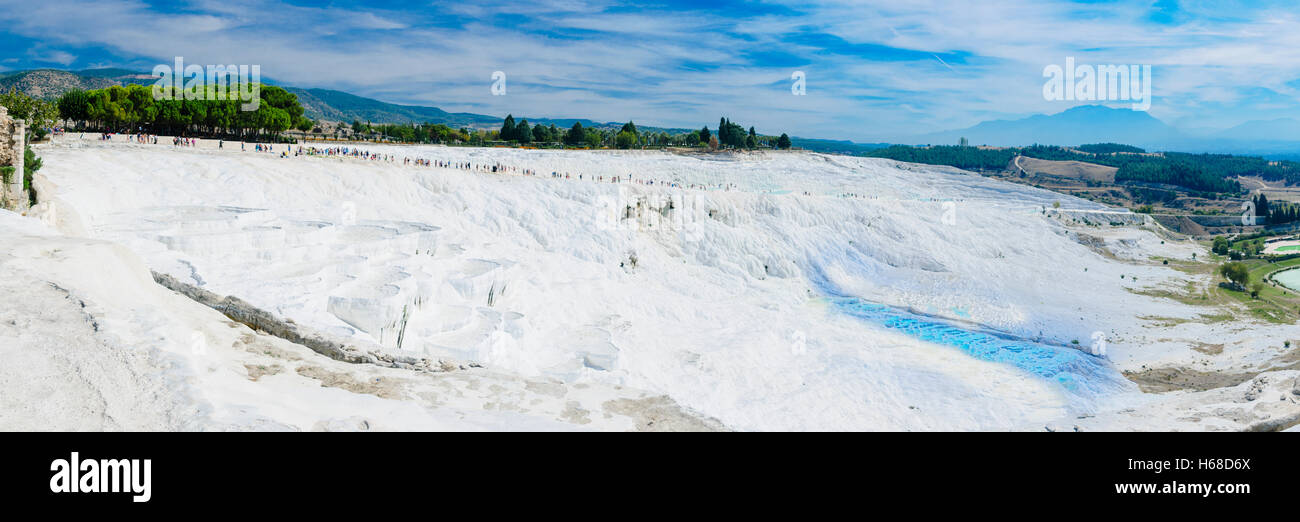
{"left": 0, "top": 0, "right": 1295, "bottom": 139}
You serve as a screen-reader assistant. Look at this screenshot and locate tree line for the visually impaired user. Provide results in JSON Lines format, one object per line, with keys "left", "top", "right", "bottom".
{"left": 331, "top": 115, "right": 794, "bottom": 151}
{"left": 56, "top": 84, "right": 313, "bottom": 140}
{"left": 36, "top": 82, "right": 798, "bottom": 153}
{"left": 1114, "top": 159, "right": 1240, "bottom": 194}
{"left": 0, "top": 88, "right": 58, "bottom": 140}
{"left": 1251, "top": 193, "right": 1300, "bottom": 226}
{"left": 865, "top": 143, "right": 1261, "bottom": 195}
{"left": 864, "top": 145, "right": 1018, "bottom": 171}
{"left": 494, "top": 114, "right": 792, "bottom": 150}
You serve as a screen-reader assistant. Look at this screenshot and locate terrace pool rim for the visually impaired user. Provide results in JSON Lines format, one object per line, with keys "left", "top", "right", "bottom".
{"left": 1270, "top": 266, "right": 1300, "bottom": 292}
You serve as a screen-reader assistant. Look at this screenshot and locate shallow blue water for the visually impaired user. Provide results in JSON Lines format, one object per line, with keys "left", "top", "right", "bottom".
{"left": 827, "top": 296, "right": 1131, "bottom": 401}
{"left": 808, "top": 268, "right": 1132, "bottom": 404}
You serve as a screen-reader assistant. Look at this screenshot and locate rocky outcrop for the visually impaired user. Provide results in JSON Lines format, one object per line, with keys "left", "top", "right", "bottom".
{"left": 0, "top": 106, "right": 25, "bottom": 211}
{"left": 0, "top": 70, "right": 123, "bottom": 100}
{"left": 151, "top": 270, "right": 464, "bottom": 373}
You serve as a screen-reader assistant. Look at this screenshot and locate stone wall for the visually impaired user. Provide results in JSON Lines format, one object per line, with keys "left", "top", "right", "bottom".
{"left": 0, "top": 106, "right": 26, "bottom": 211}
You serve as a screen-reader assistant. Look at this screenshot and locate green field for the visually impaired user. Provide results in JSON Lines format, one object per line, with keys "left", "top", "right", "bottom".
{"left": 1278, "top": 245, "right": 1300, "bottom": 252}
{"left": 1142, "top": 251, "right": 1300, "bottom": 324}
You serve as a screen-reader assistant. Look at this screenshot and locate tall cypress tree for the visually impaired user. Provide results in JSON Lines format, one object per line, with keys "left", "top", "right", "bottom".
{"left": 500, "top": 114, "right": 516, "bottom": 141}
{"left": 565, "top": 121, "right": 584, "bottom": 146}
{"left": 517, "top": 119, "right": 531, "bottom": 144}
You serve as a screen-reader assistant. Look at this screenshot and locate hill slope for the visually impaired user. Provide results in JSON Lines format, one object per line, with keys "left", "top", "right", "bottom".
{"left": 908, "top": 105, "right": 1182, "bottom": 148}
{"left": 2, "top": 68, "right": 697, "bottom": 132}
{"left": 0, "top": 69, "right": 127, "bottom": 99}
{"left": 285, "top": 87, "right": 502, "bottom": 127}
{"left": 1216, "top": 118, "right": 1300, "bottom": 142}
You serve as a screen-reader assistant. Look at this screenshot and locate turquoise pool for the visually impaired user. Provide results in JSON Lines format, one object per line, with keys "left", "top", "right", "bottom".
{"left": 1274, "top": 268, "right": 1300, "bottom": 292}
{"left": 808, "top": 267, "right": 1133, "bottom": 407}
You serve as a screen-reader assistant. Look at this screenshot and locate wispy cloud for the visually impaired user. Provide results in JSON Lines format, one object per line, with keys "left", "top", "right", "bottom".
{"left": 0, "top": 0, "right": 1296, "bottom": 140}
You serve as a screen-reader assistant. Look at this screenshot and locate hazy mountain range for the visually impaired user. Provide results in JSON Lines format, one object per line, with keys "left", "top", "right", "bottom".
{"left": 0, "top": 68, "right": 692, "bottom": 134}
{"left": 902, "top": 104, "right": 1300, "bottom": 156}
{"left": 3, "top": 68, "right": 1298, "bottom": 156}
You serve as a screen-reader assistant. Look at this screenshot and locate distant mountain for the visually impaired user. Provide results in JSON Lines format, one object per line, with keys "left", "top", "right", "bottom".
{"left": 1215, "top": 118, "right": 1300, "bottom": 142}
{"left": 906, "top": 105, "right": 1182, "bottom": 148}
{"left": 2, "top": 68, "right": 694, "bottom": 133}
{"left": 71, "top": 68, "right": 157, "bottom": 81}
{"left": 789, "top": 137, "right": 889, "bottom": 155}
{"left": 286, "top": 88, "right": 663, "bottom": 131}
{"left": 11, "top": 68, "right": 1292, "bottom": 154}
{"left": 0, "top": 69, "right": 151, "bottom": 99}
{"left": 902, "top": 105, "right": 1300, "bottom": 155}
{"left": 285, "top": 87, "right": 502, "bottom": 128}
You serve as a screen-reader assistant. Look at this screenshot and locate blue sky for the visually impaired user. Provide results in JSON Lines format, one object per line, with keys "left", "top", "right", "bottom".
{"left": 1, "top": 0, "right": 1298, "bottom": 140}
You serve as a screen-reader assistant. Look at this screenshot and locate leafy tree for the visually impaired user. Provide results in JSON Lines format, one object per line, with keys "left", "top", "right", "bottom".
{"left": 1219, "top": 261, "right": 1249, "bottom": 289}
{"left": 583, "top": 128, "right": 602, "bottom": 148}
{"left": 714, "top": 117, "right": 747, "bottom": 148}
{"left": 699, "top": 126, "right": 710, "bottom": 145}
{"left": 777, "top": 133, "right": 792, "bottom": 149}
{"left": 54, "top": 83, "right": 308, "bottom": 140}
{"left": 615, "top": 130, "right": 637, "bottom": 149}
{"left": 57, "top": 89, "right": 90, "bottom": 127}
{"left": 1211, "top": 236, "right": 1230, "bottom": 255}
{"left": 1, "top": 88, "right": 58, "bottom": 139}
{"left": 1254, "top": 193, "right": 1270, "bottom": 222}
{"left": 24, "top": 145, "right": 40, "bottom": 175}
{"left": 23, "top": 145, "right": 41, "bottom": 204}
{"left": 500, "top": 114, "right": 516, "bottom": 142}
{"left": 565, "top": 121, "right": 585, "bottom": 146}
{"left": 517, "top": 119, "right": 532, "bottom": 145}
